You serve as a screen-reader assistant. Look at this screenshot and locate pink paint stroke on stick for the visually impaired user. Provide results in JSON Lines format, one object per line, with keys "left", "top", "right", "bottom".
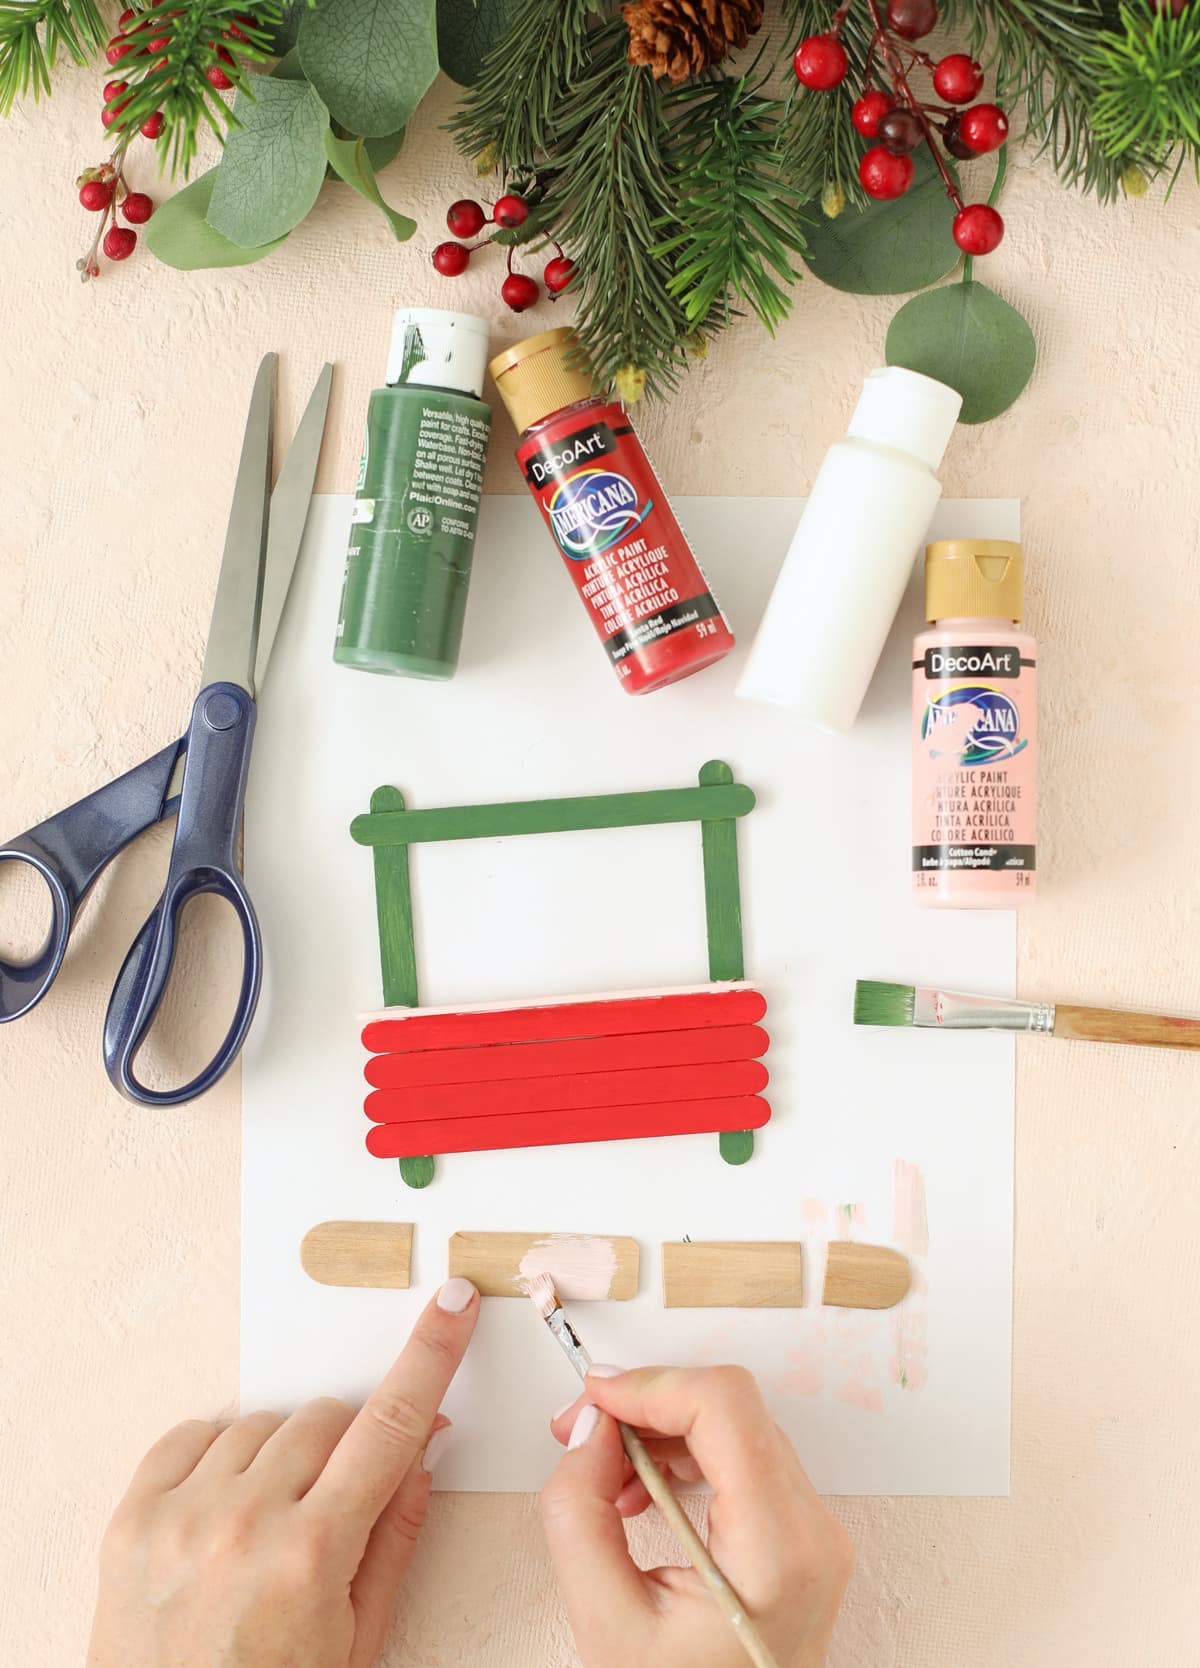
{"left": 891, "top": 1160, "right": 930, "bottom": 1391}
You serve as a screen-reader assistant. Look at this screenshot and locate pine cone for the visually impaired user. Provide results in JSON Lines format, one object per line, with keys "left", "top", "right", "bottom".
{"left": 622, "top": 0, "right": 765, "bottom": 82}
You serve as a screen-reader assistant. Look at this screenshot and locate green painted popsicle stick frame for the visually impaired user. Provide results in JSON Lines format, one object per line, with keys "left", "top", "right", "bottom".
{"left": 351, "top": 762, "right": 757, "bottom": 1189}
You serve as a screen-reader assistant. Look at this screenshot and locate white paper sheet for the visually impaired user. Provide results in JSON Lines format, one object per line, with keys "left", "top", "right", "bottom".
{"left": 243, "top": 494, "right": 1017, "bottom": 1496}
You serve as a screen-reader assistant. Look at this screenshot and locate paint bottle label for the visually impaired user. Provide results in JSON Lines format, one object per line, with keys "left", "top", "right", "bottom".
{"left": 912, "top": 639, "right": 1037, "bottom": 902}
{"left": 515, "top": 402, "right": 734, "bottom": 695}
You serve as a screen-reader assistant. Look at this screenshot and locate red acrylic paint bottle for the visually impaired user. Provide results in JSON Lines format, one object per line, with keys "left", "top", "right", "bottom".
{"left": 489, "top": 328, "right": 734, "bottom": 694}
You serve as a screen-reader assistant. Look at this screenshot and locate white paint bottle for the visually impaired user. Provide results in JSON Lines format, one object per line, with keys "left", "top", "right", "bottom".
{"left": 736, "top": 366, "right": 962, "bottom": 732}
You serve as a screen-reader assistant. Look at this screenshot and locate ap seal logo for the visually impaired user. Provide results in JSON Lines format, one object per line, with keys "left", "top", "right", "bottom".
{"left": 921, "top": 685, "right": 1027, "bottom": 766}
{"left": 406, "top": 505, "right": 434, "bottom": 538}
{"left": 547, "top": 467, "right": 652, "bottom": 560}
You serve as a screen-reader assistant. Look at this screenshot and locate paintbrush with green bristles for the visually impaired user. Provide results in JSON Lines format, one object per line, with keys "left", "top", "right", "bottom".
{"left": 854, "top": 979, "right": 1200, "bottom": 1051}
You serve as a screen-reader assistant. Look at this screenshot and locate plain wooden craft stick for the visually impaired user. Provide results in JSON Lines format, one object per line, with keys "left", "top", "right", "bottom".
{"left": 662, "top": 1241, "right": 804, "bottom": 1308}
{"left": 821, "top": 1241, "right": 912, "bottom": 1310}
{"left": 300, "top": 1221, "right": 413, "bottom": 1289}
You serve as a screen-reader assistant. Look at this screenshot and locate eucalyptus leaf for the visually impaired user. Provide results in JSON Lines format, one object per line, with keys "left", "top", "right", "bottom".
{"left": 885, "top": 280, "right": 1037, "bottom": 424}
{"left": 146, "top": 170, "right": 287, "bottom": 270}
{"left": 330, "top": 121, "right": 407, "bottom": 172}
{"left": 206, "top": 77, "right": 331, "bottom": 248}
{"left": 436, "top": 0, "right": 510, "bottom": 85}
{"left": 271, "top": 45, "right": 308, "bottom": 80}
{"left": 802, "top": 151, "right": 960, "bottom": 296}
{"left": 323, "top": 130, "right": 417, "bottom": 239}
{"left": 299, "top": 0, "right": 437, "bottom": 136}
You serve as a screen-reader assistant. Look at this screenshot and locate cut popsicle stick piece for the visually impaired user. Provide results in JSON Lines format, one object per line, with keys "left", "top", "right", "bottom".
{"left": 448, "top": 1232, "right": 639, "bottom": 1300}
{"left": 361, "top": 983, "right": 767, "bottom": 1054}
{"left": 365, "top": 1023, "right": 770, "bottom": 1089}
{"left": 365, "top": 1059, "right": 768, "bottom": 1125}
{"left": 662, "top": 1241, "right": 803, "bottom": 1308}
{"left": 822, "top": 1241, "right": 912, "bottom": 1310}
{"left": 301, "top": 1221, "right": 413, "bottom": 1289}
{"left": 366, "top": 1094, "right": 771, "bottom": 1158}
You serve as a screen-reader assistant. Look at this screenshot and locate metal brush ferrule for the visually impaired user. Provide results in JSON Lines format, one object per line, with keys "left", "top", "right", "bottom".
{"left": 547, "top": 1301, "right": 594, "bottom": 1382}
{"left": 912, "top": 988, "right": 1056, "bottom": 1034}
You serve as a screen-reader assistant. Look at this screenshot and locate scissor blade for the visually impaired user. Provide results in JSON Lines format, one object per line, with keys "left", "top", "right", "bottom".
{"left": 254, "top": 362, "right": 333, "bottom": 692}
{"left": 201, "top": 353, "right": 276, "bottom": 697}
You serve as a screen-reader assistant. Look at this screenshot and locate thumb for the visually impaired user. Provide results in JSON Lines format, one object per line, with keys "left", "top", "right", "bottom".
{"left": 540, "top": 1406, "right": 654, "bottom": 1644}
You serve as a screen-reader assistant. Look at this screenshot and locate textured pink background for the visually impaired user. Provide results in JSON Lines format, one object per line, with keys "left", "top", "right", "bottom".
{"left": 3, "top": 60, "right": 1200, "bottom": 1668}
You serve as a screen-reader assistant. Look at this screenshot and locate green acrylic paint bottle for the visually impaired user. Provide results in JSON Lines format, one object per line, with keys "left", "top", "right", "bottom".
{"left": 334, "top": 308, "right": 492, "bottom": 679}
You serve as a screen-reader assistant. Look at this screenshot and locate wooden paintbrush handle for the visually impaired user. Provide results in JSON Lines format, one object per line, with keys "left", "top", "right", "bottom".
{"left": 1053, "top": 1004, "right": 1200, "bottom": 1049}
{"left": 618, "top": 1422, "right": 780, "bottom": 1668}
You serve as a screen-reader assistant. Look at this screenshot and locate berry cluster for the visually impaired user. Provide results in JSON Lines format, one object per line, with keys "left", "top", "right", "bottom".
{"left": 78, "top": 4, "right": 256, "bottom": 280}
{"left": 794, "top": 0, "right": 1008, "bottom": 255}
{"left": 432, "top": 195, "right": 576, "bottom": 313}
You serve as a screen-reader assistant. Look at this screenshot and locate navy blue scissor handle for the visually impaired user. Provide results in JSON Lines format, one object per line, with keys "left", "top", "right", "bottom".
{"left": 103, "top": 681, "right": 264, "bottom": 1107}
{"left": 0, "top": 739, "right": 185, "bottom": 1024}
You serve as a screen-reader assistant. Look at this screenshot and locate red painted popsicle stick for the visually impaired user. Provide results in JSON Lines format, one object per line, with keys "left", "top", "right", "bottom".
{"left": 364, "top": 1059, "right": 769, "bottom": 1125}
{"left": 365, "top": 1095, "right": 772, "bottom": 1158}
{"left": 360, "top": 987, "right": 767, "bottom": 1054}
{"left": 364, "top": 1023, "right": 770, "bottom": 1090}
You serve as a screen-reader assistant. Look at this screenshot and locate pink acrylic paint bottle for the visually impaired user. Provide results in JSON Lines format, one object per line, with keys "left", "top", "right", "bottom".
{"left": 912, "top": 539, "right": 1036, "bottom": 907}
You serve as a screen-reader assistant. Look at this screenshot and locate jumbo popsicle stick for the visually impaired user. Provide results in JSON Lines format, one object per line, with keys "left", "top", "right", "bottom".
{"left": 360, "top": 984, "right": 767, "bottom": 1054}
{"left": 364, "top": 1023, "right": 770, "bottom": 1089}
{"left": 662, "top": 1240, "right": 804, "bottom": 1308}
{"left": 364, "top": 1059, "right": 769, "bottom": 1125}
{"left": 448, "top": 1231, "right": 640, "bottom": 1299}
{"left": 300, "top": 1221, "right": 413, "bottom": 1289}
{"left": 365, "top": 1095, "right": 771, "bottom": 1158}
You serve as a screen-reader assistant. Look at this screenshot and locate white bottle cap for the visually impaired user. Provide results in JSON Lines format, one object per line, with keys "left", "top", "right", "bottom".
{"left": 386, "top": 308, "right": 490, "bottom": 397}
{"left": 846, "top": 366, "right": 961, "bottom": 471}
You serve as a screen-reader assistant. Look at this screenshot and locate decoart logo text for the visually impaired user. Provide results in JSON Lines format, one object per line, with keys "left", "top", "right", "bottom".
{"left": 546, "top": 467, "right": 652, "bottom": 559}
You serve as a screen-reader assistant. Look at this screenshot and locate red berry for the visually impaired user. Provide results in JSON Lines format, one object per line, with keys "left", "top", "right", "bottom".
{"left": 432, "top": 240, "right": 470, "bottom": 276}
{"left": 1151, "top": 0, "right": 1188, "bottom": 13}
{"left": 852, "top": 90, "right": 894, "bottom": 137}
{"left": 103, "top": 225, "right": 137, "bottom": 260}
{"left": 105, "top": 35, "right": 135, "bottom": 63}
{"left": 492, "top": 194, "right": 530, "bottom": 229}
{"left": 543, "top": 254, "right": 575, "bottom": 294}
{"left": 103, "top": 78, "right": 129, "bottom": 99}
{"left": 878, "top": 107, "right": 923, "bottom": 155}
{"left": 206, "top": 63, "right": 234, "bottom": 89}
{"left": 959, "top": 102, "right": 1009, "bottom": 154}
{"left": 942, "top": 115, "right": 976, "bottom": 160}
{"left": 952, "top": 203, "right": 1004, "bottom": 254}
{"left": 932, "top": 53, "right": 984, "bottom": 105}
{"left": 147, "top": 32, "right": 170, "bottom": 49}
{"left": 886, "top": 0, "right": 938, "bottom": 37}
{"left": 501, "top": 272, "right": 539, "bottom": 312}
{"left": 118, "top": 7, "right": 136, "bottom": 26}
{"left": 101, "top": 101, "right": 127, "bottom": 129}
{"left": 122, "top": 191, "right": 154, "bottom": 224}
{"left": 858, "top": 145, "right": 914, "bottom": 200}
{"left": 225, "top": 12, "right": 256, "bottom": 40}
{"left": 79, "top": 179, "right": 114, "bottom": 211}
{"left": 793, "top": 33, "right": 848, "bottom": 90}
{"left": 446, "top": 198, "right": 486, "bottom": 238}
{"left": 140, "top": 111, "right": 164, "bottom": 138}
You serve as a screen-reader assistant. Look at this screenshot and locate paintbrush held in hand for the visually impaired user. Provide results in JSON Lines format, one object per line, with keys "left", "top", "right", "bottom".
{"left": 854, "top": 980, "right": 1200, "bottom": 1051}
{"left": 521, "top": 1272, "right": 780, "bottom": 1668}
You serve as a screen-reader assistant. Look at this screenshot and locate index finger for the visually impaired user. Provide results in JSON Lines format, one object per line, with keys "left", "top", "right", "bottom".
{"left": 583, "top": 1364, "right": 804, "bottom": 1514}
{"left": 309, "top": 1278, "right": 479, "bottom": 1534}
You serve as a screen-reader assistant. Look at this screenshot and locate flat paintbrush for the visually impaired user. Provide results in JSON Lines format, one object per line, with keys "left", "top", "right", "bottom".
{"left": 854, "top": 979, "right": 1200, "bottom": 1050}
{"left": 522, "top": 1272, "right": 780, "bottom": 1668}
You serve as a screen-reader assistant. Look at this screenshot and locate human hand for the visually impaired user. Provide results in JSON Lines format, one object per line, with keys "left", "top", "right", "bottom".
{"left": 86, "top": 1278, "right": 480, "bottom": 1668}
{"left": 541, "top": 1365, "right": 852, "bottom": 1668}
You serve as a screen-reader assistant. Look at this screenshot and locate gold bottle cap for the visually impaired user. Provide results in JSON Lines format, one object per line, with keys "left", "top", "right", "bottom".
{"left": 488, "top": 327, "right": 597, "bottom": 435}
{"left": 925, "top": 538, "right": 1024, "bottom": 622}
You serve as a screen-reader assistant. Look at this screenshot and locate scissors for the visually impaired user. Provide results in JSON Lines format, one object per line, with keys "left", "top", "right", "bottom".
{"left": 0, "top": 353, "right": 332, "bottom": 1106}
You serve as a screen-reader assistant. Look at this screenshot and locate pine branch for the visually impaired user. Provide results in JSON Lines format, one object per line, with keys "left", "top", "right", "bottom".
{"left": 106, "top": 0, "right": 282, "bottom": 177}
{"left": 776, "top": 0, "right": 875, "bottom": 206}
{"left": 539, "top": 18, "right": 694, "bottom": 394}
{"left": 449, "top": 0, "right": 596, "bottom": 167}
{"left": 0, "top": 0, "right": 106, "bottom": 113}
{"left": 1087, "top": 3, "right": 1200, "bottom": 165}
{"left": 939, "top": 0, "right": 1151, "bottom": 200}
{"left": 655, "top": 74, "right": 810, "bottom": 332}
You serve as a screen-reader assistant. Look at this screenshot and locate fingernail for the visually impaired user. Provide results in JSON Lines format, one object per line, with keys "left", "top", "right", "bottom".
{"left": 568, "top": 1404, "right": 601, "bottom": 1450}
{"left": 437, "top": 1277, "right": 477, "bottom": 1314}
{"left": 421, "top": 1426, "right": 452, "bottom": 1474}
{"left": 585, "top": 1363, "right": 625, "bottom": 1379}
{"left": 552, "top": 1399, "right": 577, "bottom": 1423}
